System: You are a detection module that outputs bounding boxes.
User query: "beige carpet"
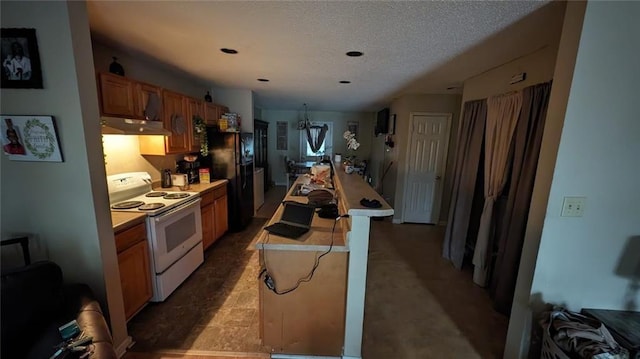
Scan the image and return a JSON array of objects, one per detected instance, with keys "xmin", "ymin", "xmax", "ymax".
[
  {"xmin": 363, "ymin": 221, "xmax": 507, "ymax": 358},
  {"xmin": 129, "ymin": 186, "xmax": 507, "ymax": 357}
]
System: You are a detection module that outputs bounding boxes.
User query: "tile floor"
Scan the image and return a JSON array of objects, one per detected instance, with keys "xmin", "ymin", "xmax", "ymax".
[{"xmin": 128, "ymin": 186, "xmax": 508, "ymax": 358}]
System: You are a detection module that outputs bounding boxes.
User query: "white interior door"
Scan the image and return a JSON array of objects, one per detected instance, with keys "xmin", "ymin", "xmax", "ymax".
[{"xmin": 403, "ymin": 113, "xmax": 452, "ymax": 224}]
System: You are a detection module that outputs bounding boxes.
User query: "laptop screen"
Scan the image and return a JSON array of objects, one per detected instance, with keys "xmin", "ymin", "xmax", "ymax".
[{"xmin": 281, "ymin": 202, "xmax": 316, "ymax": 227}]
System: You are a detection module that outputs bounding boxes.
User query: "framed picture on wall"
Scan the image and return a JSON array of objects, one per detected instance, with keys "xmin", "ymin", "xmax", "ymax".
[
  {"xmin": 1, "ymin": 115, "xmax": 63, "ymax": 162},
  {"xmin": 276, "ymin": 121, "xmax": 288, "ymax": 150},
  {"xmin": 1, "ymin": 28, "xmax": 43, "ymax": 89}
]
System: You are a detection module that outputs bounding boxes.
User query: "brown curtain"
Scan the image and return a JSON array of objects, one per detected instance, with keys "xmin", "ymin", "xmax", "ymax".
[
  {"xmin": 490, "ymin": 82, "xmax": 552, "ymax": 314},
  {"xmin": 473, "ymin": 91, "xmax": 523, "ymax": 286},
  {"xmin": 443, "ymin": 99, "xmax": 487, "ymax": 269}
]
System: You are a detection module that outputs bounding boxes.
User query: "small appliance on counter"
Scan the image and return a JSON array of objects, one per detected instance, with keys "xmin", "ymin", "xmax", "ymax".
[
  {"xmin": 161, "ymin": 169, "xmax": 172, "ymax": 188},
  {"xmin": 176, "ymin": 159, "xmax": 200, "ymax": 184}
]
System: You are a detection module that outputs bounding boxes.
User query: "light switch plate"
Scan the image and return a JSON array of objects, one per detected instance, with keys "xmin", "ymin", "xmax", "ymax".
[{"xmin": 561, "ymin": 196, "xmax": 586, "ymax": 217}]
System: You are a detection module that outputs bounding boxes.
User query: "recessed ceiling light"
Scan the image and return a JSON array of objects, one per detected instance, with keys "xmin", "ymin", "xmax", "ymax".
[
  {"xmin": 346, "ymin": 51, "xmax": 363, "ymax": 57},
  {"xmin": 257, "ymin": 78, "xmax": 269, "ymax": 82},
  {"xmin": 339, "ymin": 80, "xmax": 351, "ymax": 84},
  {"xmin": 220, "ymin": 48, "xmax": 238, "ymax": 54}
]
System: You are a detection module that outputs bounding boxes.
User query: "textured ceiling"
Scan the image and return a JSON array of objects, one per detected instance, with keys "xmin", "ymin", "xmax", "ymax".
[{"xmin": 87, "ymin": 1, "xmax": 564, "ymax": 111}]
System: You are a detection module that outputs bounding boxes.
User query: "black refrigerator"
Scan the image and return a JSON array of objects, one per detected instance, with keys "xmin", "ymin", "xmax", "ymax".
[{"xmin": 201, "ymin": 129, "xmax": 254, "ymax": 231}]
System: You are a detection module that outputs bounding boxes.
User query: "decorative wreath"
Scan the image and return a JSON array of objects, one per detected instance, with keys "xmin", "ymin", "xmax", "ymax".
[{"xmin": 24, "ymin": 118, "xmax": 55, "ymax": 159}]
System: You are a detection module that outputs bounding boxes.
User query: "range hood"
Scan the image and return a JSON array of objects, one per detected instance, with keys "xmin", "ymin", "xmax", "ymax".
[{"xmin": 101, "ymin": 117, "xmax": 171, "ymax": 136}]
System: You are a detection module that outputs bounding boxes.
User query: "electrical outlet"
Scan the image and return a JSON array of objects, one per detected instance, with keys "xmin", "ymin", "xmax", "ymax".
[{"xmin": 561, "ymin": 196, "xmax": 586, "ymax": 217}]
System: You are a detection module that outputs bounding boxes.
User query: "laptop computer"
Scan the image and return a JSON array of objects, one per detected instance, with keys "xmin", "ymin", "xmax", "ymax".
[{"xmin": 264, "ymin": 201, "xmax": 316, "ymax": 239}]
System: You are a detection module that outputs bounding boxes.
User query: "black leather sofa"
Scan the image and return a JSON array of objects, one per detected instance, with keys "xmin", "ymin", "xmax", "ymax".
[{"xmin": 1, "ymin": 261, "xmax": 117, "ymax": 359}]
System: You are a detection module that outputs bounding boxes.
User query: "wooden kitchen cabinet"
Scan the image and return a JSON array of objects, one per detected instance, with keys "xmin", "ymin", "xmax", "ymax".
[
  {"xmin": 139, "ymin": 90, "xmax": 190, "ymax": 155},
  {"xmin": 115, "ymin": 222, "xmax": 152, "ymax": 320},
  {"xmin": 135, "ymin": 82, "xmax": 163, "ymax": 121},
  {"xmin": 98, "ymin": 73, "xmax": 136, "ymax": 118},
  {"xmin": 200, "ymin": 185, "xmax": 229, "ymax": 251},
  {"xmin": 214, "ymin": 193, "xmax": 228, "ymax": 239},
  {"xmin": 98, "ymin": 73, "xmax": 163, "ymax": 121},
  {"xmin": 186, "ymin": 97, "xmax": 204, "ymax": 153},
  {"xmin": 204, "ymin": 103, "xmax": 229, "ymax": 127},
  {"xmin": 163, "ymin": 91, "xmax": 190, "ymax": 154}
]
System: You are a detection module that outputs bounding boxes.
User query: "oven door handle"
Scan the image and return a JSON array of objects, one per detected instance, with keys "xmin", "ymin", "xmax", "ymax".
[{"xmin": 153, "ymin": 198, "xmax": 201, "ymax": 222}]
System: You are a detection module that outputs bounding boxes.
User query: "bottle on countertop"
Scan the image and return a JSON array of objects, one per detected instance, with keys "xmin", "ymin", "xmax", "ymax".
[{"xmin": 161, "ymin": 169, "xmax": 172, "ymax": 188}]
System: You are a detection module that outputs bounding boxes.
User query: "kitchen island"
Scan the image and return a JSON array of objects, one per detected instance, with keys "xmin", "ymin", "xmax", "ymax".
[{"xmin": 255, "ymin": 164, "xmax": 393, "ymax": 358}]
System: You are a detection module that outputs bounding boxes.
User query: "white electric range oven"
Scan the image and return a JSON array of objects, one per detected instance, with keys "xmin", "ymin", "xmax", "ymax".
[{"xmin": 107, "ymin": 172, "xmax": 203, "ymax": 301}]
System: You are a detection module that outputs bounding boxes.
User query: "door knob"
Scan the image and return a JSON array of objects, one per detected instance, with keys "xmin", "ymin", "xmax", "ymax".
[{"xmin": 435, "ymin": 175, "xmax": 441, "ymax": 180}]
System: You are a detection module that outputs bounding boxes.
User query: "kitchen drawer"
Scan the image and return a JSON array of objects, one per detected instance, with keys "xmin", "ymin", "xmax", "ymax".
[
  {"xmin": 201, "ymin": 191, "xmax": 215, "ymax": 207},
  {"xmin": 212, "ymin": 186, "xmax": 226, "ymax": 200},
  {"xmin": 115, "ymin": 222, "xmax": 146, "ymax": 253},
  {"xmin": 201, "ymin": 185, "xmax": 227, "ymax": 207}
]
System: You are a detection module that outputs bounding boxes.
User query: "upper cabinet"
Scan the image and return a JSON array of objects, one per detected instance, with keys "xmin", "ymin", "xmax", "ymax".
[
  {"xmin": 163, "ymin": 90, "xmax": 190, "ymax": 154},
  {"xmin": 186, "ymin": 97, "xmax": 204, "ymax": 153},
  {"xmin": 204, "ymin": 103, "xmax": 229, "ymax": 127},
  {"xmin": 98, "ymin": 73, "xmax": 163, "ymax": 121},
  {"xmin": 98, "ymin": 73, "xmax": 136, "ymax": 118},
  {"xmin": 98, "ymin": 72, "xmax": 229, "ymax": 155},
  {"xmin": 136, "ymin": 82, "xmax": 163, "ymax": 121}
]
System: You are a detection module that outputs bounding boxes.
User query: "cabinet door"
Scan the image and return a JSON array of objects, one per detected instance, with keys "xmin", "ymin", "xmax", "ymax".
[
  {"xmin": 118, "ymin": 240, "xmax": 152, "ymax": 320},
  {"xmin": 186, "ymin": 97, "xmax": 204, "ymax": 152},
  {"xmin": 163, "ymin": 91, "xmax": 190, "ymax": 154},
  {"xmin": 201, "ymin": 203, "xmax": 215, "ymax": 250},
  {"xmin": 136, "ymin": 82, "xmax": 163, "ymax": 121},
  {"xmin": 214, "ymin": 195, "xmax": 228, "ymax": 239},
  {"xmin": 204, "ymin": 103, "xmax": 219, "ymax": 126},
  {"xmin": 99, "ymin": 73, "xmax": 136, "ymax": 117}
]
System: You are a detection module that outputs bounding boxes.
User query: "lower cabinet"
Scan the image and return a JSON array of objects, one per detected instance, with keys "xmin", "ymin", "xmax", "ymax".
[
  {"xmin": 115, "ymin": 222, "xmax": 152, "ymax": 320},
  {"xmin": 201, "ymin": 185, "xmax": 229, "ymax": 251}
]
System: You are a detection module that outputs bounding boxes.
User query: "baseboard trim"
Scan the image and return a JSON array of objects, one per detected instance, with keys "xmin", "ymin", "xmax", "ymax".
[
  {"xmin": 272, "ymin": 355, "xmax": 342, "ymax": 359},
  {"xmin": 115, "ymin": 336, "xmax": 133, "ymax": 358},
  {"xmin": 148, "ymin": 349, "xmax": 270, "ymax": 357}
]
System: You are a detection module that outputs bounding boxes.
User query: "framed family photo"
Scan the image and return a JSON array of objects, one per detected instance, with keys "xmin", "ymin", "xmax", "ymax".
[
  {"xmin": 1, "ymin": 115, "xmax": 63, "ymax": 162},
  {"xmin": 1, "ymin": 28, "xmax": 43, "ymax": 89}
]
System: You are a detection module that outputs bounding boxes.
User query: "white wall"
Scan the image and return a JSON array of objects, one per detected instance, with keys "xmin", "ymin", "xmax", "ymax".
[
  {"xmin": 212, "ymin": 86, "xmax": 254, "ymax": 133},
  {"xmin": 385, "ymin": 94, "xmax": 461, "ymax": 223},
  {"xmin": 506, "ymin": 2, "xmax": 640, "ymax": 357},
  {"xmin": 530, "ymin": 0, "xmax": 640, "ymax": 311},
  {"xmin": 0, "ymin": 0, "xmax": 128, "ymax": 350},
  {"xmin": 262, "ymin": 110, "xmax": 375, "ymax": 185}
]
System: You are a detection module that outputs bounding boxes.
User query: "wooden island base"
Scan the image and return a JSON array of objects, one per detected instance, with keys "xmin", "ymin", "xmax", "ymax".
[
  {"xmin": 260, "ymin": 249, "xmax": 347, "ymax": 356},
  {"xmin": 256, "ymin": 163, "xmax": 393, "ymax": 358}
]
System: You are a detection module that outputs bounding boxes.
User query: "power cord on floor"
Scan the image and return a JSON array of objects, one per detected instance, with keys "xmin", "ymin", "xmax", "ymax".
[{"xmin": 258, "ymin": 214, "xmax": 349, "ymax": 295}]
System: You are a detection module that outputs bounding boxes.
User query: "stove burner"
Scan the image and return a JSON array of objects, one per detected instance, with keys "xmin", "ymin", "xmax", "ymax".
[
  {"xmin": 138, "ymin": 203, "xmax": 166, "ymax": 211},
  {"xmin": 164, "ymin": 193, "xmax": 190, "ymax": 199},
  {"xmin": 145, "ymin": 192, "xmax": 168, "ymax": 197},
  {"xmin": 111, "ymin": 201, "xmax": 145, "ymax": 210}
]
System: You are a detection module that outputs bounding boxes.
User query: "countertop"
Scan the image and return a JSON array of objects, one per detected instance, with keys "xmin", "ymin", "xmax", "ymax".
[
  {"xmin": 254, "ymin": 163, "xmax": 393, "ymax": 252},
  {"xmin": 255, "ymin": 175, "xmax": 349, "ymax": 252},
  {"xmin": 111, "ymin": 179, "xmax": 229, "ymax": 231},
  {"xmin": 153, "ymin": 179, "xmax": 228, "ymax": 194}
]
